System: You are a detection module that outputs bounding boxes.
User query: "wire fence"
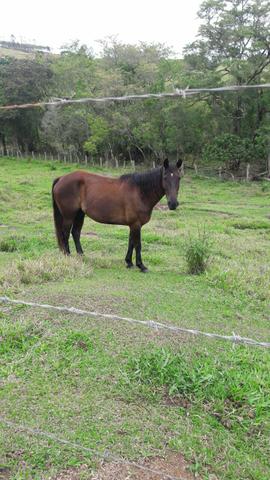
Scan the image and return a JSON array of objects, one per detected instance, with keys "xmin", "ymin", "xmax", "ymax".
[
  {"xmin": 1, "ymin": 148, "xmax": 268, "ymax": 182},
  {"xmin": 0, "ymin": 416, "xmax": 183, "ymax": 480},
  {"xmin": 1, "ymin": 83, "xmax": 270, "ymax": 111},
  {"xmin": 1, "ymin": 81, "xmax": 270, "ymax": 180},
  {"xmin": 1, "ymin": 296, "xmax": 269, "ymax": 348}
]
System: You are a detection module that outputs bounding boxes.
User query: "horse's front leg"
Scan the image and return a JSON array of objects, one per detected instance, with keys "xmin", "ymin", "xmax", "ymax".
[
  {"xmin": 125, "ymin": 229, "xmax": 134, "ymax": 268},
  {"xmin": 131, "ymin": 226, "xmax": 148, "ymax": 273}
]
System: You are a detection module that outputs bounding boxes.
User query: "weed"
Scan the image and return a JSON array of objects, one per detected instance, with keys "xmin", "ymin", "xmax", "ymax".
[
  {"xmin": 184, "ymin": 229, "xmax": 212, "ymax": 274},
  {"xmin": 0, "ymin": 235, "xmax": 19, "ymax": 252}
]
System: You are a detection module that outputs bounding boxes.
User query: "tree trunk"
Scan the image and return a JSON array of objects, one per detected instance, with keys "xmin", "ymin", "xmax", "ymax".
[
  {"xmin": 233, "ymin": 94, "xmax": 242, "ymax": 136},
  {"xmin": 0, "ymin": 133, "xmax": 7, "ymax": 155}
]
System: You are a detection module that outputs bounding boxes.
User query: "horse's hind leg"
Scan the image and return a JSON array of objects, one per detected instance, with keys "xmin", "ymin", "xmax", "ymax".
[
  {"xmin": 125, "ymin": 230, "xmax": 134, "ymax": 268},
  {"xmin": 62, "ymin": 220, "xmax": 73, "ymax": 255},
  {"xmin": 72, "ymin": 209, "xmax": 85, "ymax": 255}
]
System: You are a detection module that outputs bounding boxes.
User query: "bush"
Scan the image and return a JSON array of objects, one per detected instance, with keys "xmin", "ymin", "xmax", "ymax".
[
  {"xmin": 185, "ymin": 230, "xmax": 211, "ymax": 274},
  {"xmin": 202, "ymin": 133, "xmax": 259, "ymax": 170}
]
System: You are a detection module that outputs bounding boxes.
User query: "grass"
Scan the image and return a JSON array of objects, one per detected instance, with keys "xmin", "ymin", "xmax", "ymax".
[
  {"xmin": 184, "ymin": 229, "xmax": 212, "ymax": 274},
  {"xmin": 0, "ymin": 156, "xmax": 270, "ymax": 479}
]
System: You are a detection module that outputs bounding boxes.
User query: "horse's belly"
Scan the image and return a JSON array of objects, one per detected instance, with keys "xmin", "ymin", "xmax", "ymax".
[{"xmin": 84, "ymin": 199, "xmax": 127, "ymax": 225}]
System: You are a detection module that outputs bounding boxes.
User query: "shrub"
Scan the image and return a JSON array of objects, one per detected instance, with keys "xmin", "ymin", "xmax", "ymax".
[
  {"xmin": 202, "ymin": 133, "xmax": 258, "ymax": 170},
  {"xmin": 185, "ymin": 230, "xmax": 211, "ymax": 274}
]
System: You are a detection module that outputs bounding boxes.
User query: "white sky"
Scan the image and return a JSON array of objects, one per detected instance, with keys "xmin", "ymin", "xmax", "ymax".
[{"xmin": 1, "ymin": 0, "xmax": 202, "ymax": 56}]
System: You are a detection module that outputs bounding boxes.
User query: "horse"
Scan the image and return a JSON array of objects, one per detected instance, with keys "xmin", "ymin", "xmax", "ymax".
[{"xmin": 52, "ymin": 158, "xmax": 183, "ymax": 272}]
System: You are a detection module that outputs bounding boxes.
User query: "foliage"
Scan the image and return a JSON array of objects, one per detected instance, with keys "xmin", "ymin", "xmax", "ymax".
[
  {"xmin": 0, "ymin": 2, "xmax": 270, "ymax": 168},
  {"xmin": 84, "ymin": 114, "xmax": 110, "ymax": 156},
  {"xmin": 202, "ymin": 133, "xmax": 259, "ymax": 169}
]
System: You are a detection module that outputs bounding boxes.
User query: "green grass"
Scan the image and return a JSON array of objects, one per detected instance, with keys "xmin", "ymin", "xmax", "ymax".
[{"xmin": 0, "ymin": 156, "xmax": 270, "ymax": 479}]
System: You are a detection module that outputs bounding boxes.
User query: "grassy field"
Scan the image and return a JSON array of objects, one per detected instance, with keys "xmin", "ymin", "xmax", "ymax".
[
  {"xmin": 0, "ymin": 48, "xmax": 33, "ymax": 60},
  {"xmin": 0, "ymin": 156, "xmax": 270, "ymax": 480}
]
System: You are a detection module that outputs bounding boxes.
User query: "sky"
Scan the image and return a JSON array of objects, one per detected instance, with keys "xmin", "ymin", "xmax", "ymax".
[{"xmin": 1, "ymin": 0, "xmax": 202, "ymax": 56}]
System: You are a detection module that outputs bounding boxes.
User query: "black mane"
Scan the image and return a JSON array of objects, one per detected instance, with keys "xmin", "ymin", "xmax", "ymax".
[{"xmin": 120, "ymin": 167, "xmax": 163, "ymax": 197}]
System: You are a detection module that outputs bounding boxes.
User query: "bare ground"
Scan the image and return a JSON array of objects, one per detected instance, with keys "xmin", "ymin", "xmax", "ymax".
[{"xmin": 51, "ymin": 453, "xmax": 200, "ymax": 480}]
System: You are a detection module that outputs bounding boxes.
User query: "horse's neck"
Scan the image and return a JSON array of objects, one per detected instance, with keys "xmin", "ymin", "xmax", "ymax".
[{"xmin": 148, "ymin": 171, "xmax": 165, "ymax": 209}]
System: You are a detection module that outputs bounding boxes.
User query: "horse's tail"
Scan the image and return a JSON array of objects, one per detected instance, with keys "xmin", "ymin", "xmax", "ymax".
[{"xmin": 52, "ymin": 177, "xmax": 65, "ymax": 251}]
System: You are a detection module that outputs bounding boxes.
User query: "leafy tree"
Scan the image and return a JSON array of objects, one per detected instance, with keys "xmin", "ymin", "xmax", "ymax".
[
  {"xmin": 184, "ymin": 0, "xmax": 270, "ymax": 137},
  {"xmin": 202, "ymin": 133, "xmax": 255, "ymax": 169},
  {"xmin": 84, "ymin": 114, "xmax": 110, "ymax": 157},
  {"xmin": 0, "ymin": 57, "xmax": 52, "ymax": 151}
]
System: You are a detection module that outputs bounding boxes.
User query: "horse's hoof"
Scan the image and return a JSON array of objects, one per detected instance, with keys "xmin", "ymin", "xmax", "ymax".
[{"xmin": 140, "ymin": 267, "xmax": 148, "ymax": 273}]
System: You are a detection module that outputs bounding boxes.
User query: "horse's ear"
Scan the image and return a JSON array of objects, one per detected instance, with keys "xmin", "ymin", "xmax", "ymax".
[
  {"xmin": 163, "ymin": 158, "xmax": 169, "ymax": 169},
  {"xmin": 176, "ymin": 158, "xmax": 183, "ymax": 169}
]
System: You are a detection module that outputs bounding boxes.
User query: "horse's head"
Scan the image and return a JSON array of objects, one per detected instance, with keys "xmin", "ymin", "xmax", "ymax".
[{"xmin": 162, "ymin": 158, "xmax": 183, "ymax": 210}]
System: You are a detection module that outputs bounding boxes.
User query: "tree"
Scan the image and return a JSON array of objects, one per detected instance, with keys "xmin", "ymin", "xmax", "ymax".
[
  {"xmin": 0, "ymin": 57, "xmax": 53, "ymax": 151},
  {"xmin": 184, "ymin": 0, "xmax": 270, "ymax": 136}
]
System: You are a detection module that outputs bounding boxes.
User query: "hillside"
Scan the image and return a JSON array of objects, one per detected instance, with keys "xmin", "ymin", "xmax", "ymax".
[{"xmin": 0, "ymin": 46, "xmax": 33, "ymax": 59}]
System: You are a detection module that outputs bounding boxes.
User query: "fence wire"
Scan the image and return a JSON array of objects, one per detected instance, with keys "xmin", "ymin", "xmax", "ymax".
[
  {"xmin": 1, "ymin": 296, "xmax": 269, "ymax": 348},
  {"xmin": 0, "ymin": 416, "xmax": 183, "ymax": 480},
  {"xmin": 1, "ymin": 83, "xmax": 270, "ymax": 110}
]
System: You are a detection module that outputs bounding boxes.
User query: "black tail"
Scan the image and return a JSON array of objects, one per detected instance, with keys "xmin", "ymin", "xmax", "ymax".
[{"xmin": 52, "ymin": 177, "xmax": 65, "ymax": 251}]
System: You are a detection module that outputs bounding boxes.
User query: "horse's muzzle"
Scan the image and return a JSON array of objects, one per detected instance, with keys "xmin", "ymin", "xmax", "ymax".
[{"xmin": 168, "ymin": 200, "xmax": 179, "ymax": 210}]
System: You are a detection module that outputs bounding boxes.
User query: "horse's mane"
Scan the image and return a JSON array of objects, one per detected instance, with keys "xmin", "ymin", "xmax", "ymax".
[{"xmin": 120, "ymin": 167, "xmax": 163, "ymax": 197}]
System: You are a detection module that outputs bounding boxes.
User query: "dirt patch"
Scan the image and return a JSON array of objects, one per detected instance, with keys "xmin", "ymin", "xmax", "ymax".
[
  {"xmin": 162, "ymin": 394, "xmax": 192, "ymax": 410},
  {"xmin": 52, "ymin": 453, "xmax": 199, "ymax": 480},
  {"xmin": 50, "ymin": 465, "xmax": 88, "ymax": 480}
]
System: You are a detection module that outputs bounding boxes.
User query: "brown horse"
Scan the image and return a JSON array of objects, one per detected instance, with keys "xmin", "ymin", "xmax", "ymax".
[{"xmin": 52, "ymin": 158, "xmax": 183, "ymax": 272}]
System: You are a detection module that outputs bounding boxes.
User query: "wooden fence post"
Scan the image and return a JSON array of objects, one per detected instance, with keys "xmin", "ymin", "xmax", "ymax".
[{"xmin": 246, "ymin": 163, "xmax": 250, "ymax": 181}]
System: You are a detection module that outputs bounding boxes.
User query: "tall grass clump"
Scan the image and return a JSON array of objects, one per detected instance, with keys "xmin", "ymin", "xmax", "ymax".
[
  {"xmin": 0, "ymin": 253, "xmax": 92, "ymax": 289},
  {"xmin": 0, "ymin": 235, "xmax": 20, "ymax": 252},
  {"xmin": 184, "ymin": 229, "xmax": 212, "ymax": 274}
]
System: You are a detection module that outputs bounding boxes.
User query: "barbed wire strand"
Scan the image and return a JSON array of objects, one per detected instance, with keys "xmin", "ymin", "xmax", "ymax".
[
  {"xmin": 1, "ymin": 296, "xmax": 269, "ymax": 348},
  {"xmin": 0, "ymin": 416, "xmax": 184, "ymax": 480},
  {"xmin": 1, "ymin": 83, "xmax": 270, "ymax": 110}
]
